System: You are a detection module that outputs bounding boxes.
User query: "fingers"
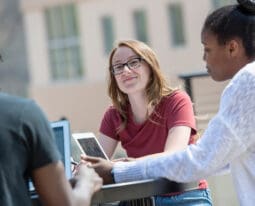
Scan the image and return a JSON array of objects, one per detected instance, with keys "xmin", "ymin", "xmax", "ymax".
[
  {"xmin": 81, "ymin": 155, "xmax": 102, "ymax": 163},
  {"xmin": 112, "ymin": 157, "xmax": 135, "ymax": 162},
  {"xmin": 73, "ymin": 156, "xmax": 101, "ymax": 176},
  {"xmin": 72, "ymin": 162, "xmax": 83, "ymax": 176},
  {"xmin": 112, "ymin": 157, "xmax": 126, "ymax": 162},
  {"xmin": 74, "ymin": 165, "xmax": 103, "ymax": 194},
  {"xmin": 78, "ymin": 165, "xmax": 102, "ymax": 185}
]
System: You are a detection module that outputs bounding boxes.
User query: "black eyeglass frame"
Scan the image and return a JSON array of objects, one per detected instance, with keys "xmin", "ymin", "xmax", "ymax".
[{"xmin": 111, "ymin": 57, "xmax": 145, "ymax": 75}]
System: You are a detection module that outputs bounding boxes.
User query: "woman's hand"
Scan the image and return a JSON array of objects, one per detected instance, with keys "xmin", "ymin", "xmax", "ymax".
[{"xmin": 81, "ymin": 155, "xmax": 115, "ymax": 185}]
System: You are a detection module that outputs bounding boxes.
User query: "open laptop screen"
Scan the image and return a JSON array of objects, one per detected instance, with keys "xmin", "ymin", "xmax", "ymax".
[
  {"xmin": 29, "ymin": 120, "xmax": 72, "ymax": 195},
  {"xmin": 51, "ymin": 120, "xmax": 72, "ymax": 179}
]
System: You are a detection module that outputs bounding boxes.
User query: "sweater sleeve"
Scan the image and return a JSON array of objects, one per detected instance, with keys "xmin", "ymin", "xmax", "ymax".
[{"xmin": 113, "ymin": 67, "xmax": 255, "ymax": 183}]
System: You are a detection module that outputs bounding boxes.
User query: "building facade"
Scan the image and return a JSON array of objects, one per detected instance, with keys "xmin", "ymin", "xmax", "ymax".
[
  {"xmin": 0, "ymin": 0, "xmax": 28, "ymax": 97},
  {"xmin": 20, "ymin": 0, "xmax": 215, "ymax": 131}
]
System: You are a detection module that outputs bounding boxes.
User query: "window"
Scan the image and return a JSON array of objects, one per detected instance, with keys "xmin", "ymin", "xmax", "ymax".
[
  {"xmin": 101, "ymin": 16, "xmax": 115, "ymax": 54},
  {"xmin": 168, "ymin": 3, "xmax": 186, "ymax": 47},
  {"xmin": 133, "ymin": 10, "xmax": 148, "ymax": 43},
  {"xmin": 45, "ymin": 4, "xmax": 83, "ymax": 81},
  {"xmin": 212, "ymin": 0, "xmax": 236, "ymax": 9}
]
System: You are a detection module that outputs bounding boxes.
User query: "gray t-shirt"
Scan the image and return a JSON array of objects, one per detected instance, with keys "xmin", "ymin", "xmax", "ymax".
[{"xmin": 0, "ymin": 93, "xmax": 60, "ymax": 206}]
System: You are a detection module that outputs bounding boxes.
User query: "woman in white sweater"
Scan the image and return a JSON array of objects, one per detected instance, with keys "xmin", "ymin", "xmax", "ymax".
[{"xmin": 82, "ymin": 0, "xmax": 255, "ymax": 205}]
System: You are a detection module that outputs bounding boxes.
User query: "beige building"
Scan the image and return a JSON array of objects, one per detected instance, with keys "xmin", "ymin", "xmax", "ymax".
[{"xmin": 20, "ymin": 0, "xmax": 237, "ymax": 205}]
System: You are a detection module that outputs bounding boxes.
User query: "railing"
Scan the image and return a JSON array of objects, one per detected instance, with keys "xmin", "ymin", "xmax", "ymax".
[
  {"xmin": 32, "ymin": 178, "xmax": 190, "ymax": 206},
  {"xmin": 92, "ymin": 178, "xmax": 191, "ymax": 205},
  {"xmin": 179, "ymin": 72, "xmax": 208, "ymax": 101}
]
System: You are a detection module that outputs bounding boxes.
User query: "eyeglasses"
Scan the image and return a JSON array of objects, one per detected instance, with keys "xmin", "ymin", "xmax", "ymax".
[{"xmin": 111, "ymin": 57, "xmax": 144, "ymax": 75}]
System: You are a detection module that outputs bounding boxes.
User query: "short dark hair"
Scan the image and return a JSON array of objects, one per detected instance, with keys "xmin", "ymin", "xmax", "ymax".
[{"xmin": 202, "ymin": 4, "xmax": 255, "ymax": 58}]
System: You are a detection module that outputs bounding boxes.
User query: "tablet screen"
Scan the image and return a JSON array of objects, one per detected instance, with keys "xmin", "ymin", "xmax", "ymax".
[{"xmin": 75, "ymin": 136, "xmax": 108, "ymax": 160}]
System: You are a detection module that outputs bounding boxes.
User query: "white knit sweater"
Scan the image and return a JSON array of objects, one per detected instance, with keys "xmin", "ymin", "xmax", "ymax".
[{"xmin": 113, "ymin": 61, "xmax": 255, "ymax": 206}]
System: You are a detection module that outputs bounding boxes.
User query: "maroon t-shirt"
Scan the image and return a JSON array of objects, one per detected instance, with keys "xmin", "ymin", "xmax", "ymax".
[
  {"xmin": 100, "ymin": 90, "xmax": 197, "ymax": 157},
  {"xmin": 100, "ymin": 90, "xmax": 208, "ymax": 189}
]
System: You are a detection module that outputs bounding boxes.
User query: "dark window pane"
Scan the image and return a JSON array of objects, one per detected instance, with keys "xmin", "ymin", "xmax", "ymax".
[
  {"xmin": 168, "ymin": 3, "xmax": 186, "ymax": 46},
  {"xmin": 101, "ymin": 16, "xmax": 115, "ymax": 54},
  {"xmin": 133, "ymin": 10, "xmax": 148, "ymax": 43},
  {"xmin": 45, "ymin": 4, "xmax": 83, "ymax": 81}
]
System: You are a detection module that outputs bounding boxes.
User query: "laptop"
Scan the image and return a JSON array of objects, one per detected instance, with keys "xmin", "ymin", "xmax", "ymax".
[
  {"xmin": 50, "ymin": 120, "xmax": 72, "ymax": 178},
  {"xmin": 29, "ymin": 120, "xmax": 72, "ymax": 196}
]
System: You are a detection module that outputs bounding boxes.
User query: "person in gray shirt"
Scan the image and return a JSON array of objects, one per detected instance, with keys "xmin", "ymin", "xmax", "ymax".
[{"xmin": 0, "ymin": 91, "xmax": 102, "ymax": 206}]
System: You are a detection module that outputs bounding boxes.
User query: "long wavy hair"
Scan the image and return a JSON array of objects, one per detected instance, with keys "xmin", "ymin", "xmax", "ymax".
[{"xmin": 107, "ymin": 40, "xmax": 175, "ymax": 131}]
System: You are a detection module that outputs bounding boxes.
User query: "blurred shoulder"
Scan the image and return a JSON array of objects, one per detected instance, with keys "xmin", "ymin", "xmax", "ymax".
[{"xmin": 0, "ymin": 93, "xmax": 38, "ymax": 112}]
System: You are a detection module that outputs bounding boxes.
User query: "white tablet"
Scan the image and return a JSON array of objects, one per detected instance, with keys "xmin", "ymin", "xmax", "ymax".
[{"xmin": 72, "ymin": 132, "xmax": 109, "ymax": 160}]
